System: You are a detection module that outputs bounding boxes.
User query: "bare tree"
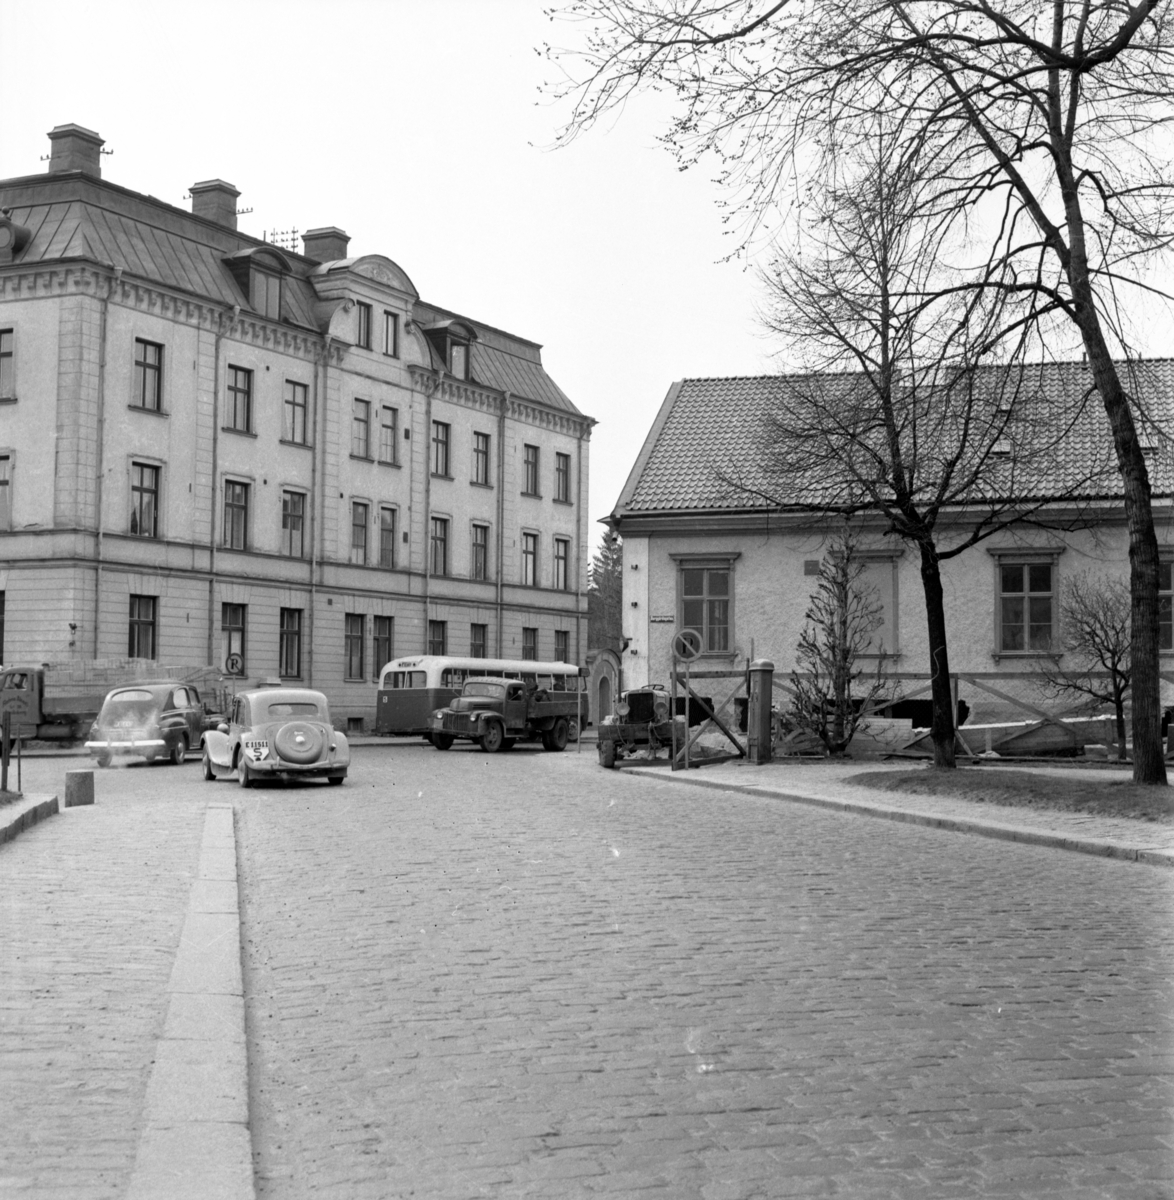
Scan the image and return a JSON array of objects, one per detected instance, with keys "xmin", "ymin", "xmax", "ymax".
[
  {"xmin": 1042, "ymin": 572, "xmax": 1133, "ymax": 759},
  {"xmin": 788, "ymin": 529, "xmax": 888, "ymax": 755},
  {"xmin": 548, "ymin": 0, "xmax": 1174, "ymax": 782},
  {"xmin": 721, "ymin": 139, "xmax": 1114, "ymax": 768},
  {"xmin": 588, "ymin": 534, "xmax": 625, "ymax": 651}
]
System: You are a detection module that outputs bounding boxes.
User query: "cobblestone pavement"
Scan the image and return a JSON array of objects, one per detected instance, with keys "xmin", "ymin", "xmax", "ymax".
[
  {"xmin": 0, "ymin": 762, "xmax": 207, "ymax": 1199},
  {"xmin": 237, "ymin": 744, "xmax": 1174, "ymax": 1200}
]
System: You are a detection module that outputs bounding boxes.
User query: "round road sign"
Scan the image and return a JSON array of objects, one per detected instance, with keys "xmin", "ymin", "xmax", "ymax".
[
  {"xmin": 225, "ymin": 653, "xmax": 244, "ymax": 675},
  {"xmin": 672, "ymin": 628, "xmax": 704, "ymax": 661}
]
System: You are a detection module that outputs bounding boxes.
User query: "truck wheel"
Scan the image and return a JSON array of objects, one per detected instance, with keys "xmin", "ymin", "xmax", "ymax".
[
  {"xmin": 598, "ymin": 740, "xmax": 617, "ymax": 769},
  {"xmin": 479, "ymin": 721, "xmax": 505, "ymax": 753},
  {"xmin": 567, "ymin": 718, "xmax": 580, "ymax": 743},
  {"xmin": 202, "ymin": 752, "xmax": 217, "ymax": 782},
  {"xmin": 433, "ymin": 733, "xmax": 454, "ymax": 751},
  {"xmin": 546, "ymin": 718, "xmax": 569, "ymax": 753},
  {"xmin": 169, "ymin": 736, "xmax": 187, "ymax": 766},
  {"xmin": 237, "ymin": 756, "xmax": 253, "ymax": 789}
]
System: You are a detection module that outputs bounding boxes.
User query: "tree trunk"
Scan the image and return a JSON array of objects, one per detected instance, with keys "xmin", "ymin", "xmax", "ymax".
[
  {"xmin": 1079, "ymin": 335, "xmax": 1167, "ymax": 784},
  {"xmin": 919, "ymin": 543, "xmax": 956, "ymax": 769},
  {"xmin": 1115, "ymin": 691, "xmax": 1128, "ymax": 762}
]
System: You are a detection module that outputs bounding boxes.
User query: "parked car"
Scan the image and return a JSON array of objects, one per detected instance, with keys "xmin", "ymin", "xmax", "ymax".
[
  {"xmin": 202, "ymin": 687, "xmax": 349, "ymax": 787},
  {"xmin": 84, "ymin": 682, "xmax": 207, "ymax": 767}
]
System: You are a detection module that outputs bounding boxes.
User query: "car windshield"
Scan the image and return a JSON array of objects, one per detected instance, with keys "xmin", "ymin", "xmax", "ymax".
[
  {"xmin": 99, "ymin": 690, "xmax": 158, "ymax": 723},
  {"xmin": 463, "ymin": 682, "xmax": 505, "ymax": 699},
  {"xmin": 266, "ymin": 702, "xmax": 323, "ymax": 718}
]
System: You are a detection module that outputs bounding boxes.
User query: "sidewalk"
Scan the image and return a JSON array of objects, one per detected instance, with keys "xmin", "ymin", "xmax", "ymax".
[{"xmin": 627, "ymin": 756, "xmax": 1174, "ymax": 868}]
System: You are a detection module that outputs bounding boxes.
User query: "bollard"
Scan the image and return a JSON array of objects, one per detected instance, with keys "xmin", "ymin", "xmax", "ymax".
[
  {"xmin": 64, "ymin": 770, "xmax": 95, "ymax": 808},
  {"xmin": 747, "ymin": 659, "xmax": 775, "ymax": 765}
]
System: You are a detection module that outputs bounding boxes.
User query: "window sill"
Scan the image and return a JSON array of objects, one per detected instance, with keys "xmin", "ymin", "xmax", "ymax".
[
  {"xmin": 279, "ymin": 439, "xmax": 312, "ymax": 451},
  {"xmin": 521, "ymin": 491, "xmax": 542, "ymax": 499},
  {"xmin": 553, "ymin": 498, "xmax": 573, "ymax": 506},
  {"xmin": 129, "ymin": 404, "xmax": 167, "ymax": 417},
  {"xmin": 222, "ymin": 427, "xmax": 257, "ymax": 438},
  {"xmin": 431, "ymin": 473, "xmax": 454, "ymax": 481},
  {"xmin": 0, "ymin": 396, "xmax": 18, "ymax": 405},
  {"xmin": 470, "ymin": 480, "xmax": 493, "ymax": 489},
  {"xmin": 991, "ymin": 651, "xmax": 1061, "ymax": 662},
  {"xmin": 350, "ymin": 454, "xmax": 375, "ymax": 464},
  {"xmin": 377, "ymin": 458, "xmax": 400, "ymax": 469}
]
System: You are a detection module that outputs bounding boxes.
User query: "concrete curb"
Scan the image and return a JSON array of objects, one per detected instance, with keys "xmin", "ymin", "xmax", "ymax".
[
  {"xmin": 0, "ymin": 793, "xmax": 60, "ymax": 844},
  {"xmin": 627, "ymin": 769, "xmax": 1174, "ymax": 869},
  {"xmin": 125, "ymin": 803, "xmax": 255, "ymax": 1200}
]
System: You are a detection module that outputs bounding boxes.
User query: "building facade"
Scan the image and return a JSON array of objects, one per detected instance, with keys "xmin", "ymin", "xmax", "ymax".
[
  {"xmin": 608, "ymin": 372, "xmax": 1174, "ymax": 724},
  {"xmin": 0, "ymin": 125, "xmax": 593, "ymax": 728}
]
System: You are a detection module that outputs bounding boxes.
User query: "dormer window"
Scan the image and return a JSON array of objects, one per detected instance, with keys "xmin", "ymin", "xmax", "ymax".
[
  {"xmin": 223, "ymin": 247, "xmax": 290, "ymax": 322},
  {"xmin": 450, "ymin": 342, "xmax": 468, "ymax": 380},
  {"xmin": 422, "ymin": 319, "xmax": 478, "ymax": 382}
]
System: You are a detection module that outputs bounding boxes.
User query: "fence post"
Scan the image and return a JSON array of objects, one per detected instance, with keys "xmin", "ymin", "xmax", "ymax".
[
  {"xmin": 747, "ymin": 659, "xmax": 775, "ymax": 765},
  {"xmin": 1, "ymin": 712, "xmax": 9, "ymax": 793}
]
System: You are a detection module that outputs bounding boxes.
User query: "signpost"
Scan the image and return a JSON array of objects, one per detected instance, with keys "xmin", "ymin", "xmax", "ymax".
[{"xmin": 671, "ymin": 628, "xmax": 703, "ymax": 770}]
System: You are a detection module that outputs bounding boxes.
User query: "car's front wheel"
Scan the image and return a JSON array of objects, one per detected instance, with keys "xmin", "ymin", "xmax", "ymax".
[
  {"xmin": 479, "ymin": 721, "xmax": 505, "ymax": 753},
  {"xmin": 202, "ymin": 752, "xmax": 217, "ymax": 782},
  {"xmin": 327, "ymin": 773, "xmax": 346, "ymax": 786},
  {"xmin": 432, "ymin": 733, "xmax": 454, "ymax": 750},
  {"xmin": 237, "ymin": 757, "xmax": 252, "ymax": 789},
  {"xmin": 94, "ymin": 752, "xmax": 111, "ymax": 769},
  {"xmin": 169, "ymin": 736, "xmax": 187, "ymax": 766}
]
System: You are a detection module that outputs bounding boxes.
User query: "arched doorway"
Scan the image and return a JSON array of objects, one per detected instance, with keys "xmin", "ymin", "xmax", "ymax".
[{"xmin": 597, "ymin": 674, "xmax": 613, "ymax": 721}]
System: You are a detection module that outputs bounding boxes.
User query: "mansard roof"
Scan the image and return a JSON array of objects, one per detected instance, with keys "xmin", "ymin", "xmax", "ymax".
[
  {"xmin": 612, "ymin": 360, "xmax": 1174, "ymax": 521},
  {"xmin": 0, "ymin": 169, "xmax": 580, "ymax": 417}
]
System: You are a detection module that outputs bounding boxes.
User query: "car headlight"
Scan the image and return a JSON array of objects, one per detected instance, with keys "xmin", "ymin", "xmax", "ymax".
[{"xmin": 615, "ymin": 700, "xmax": 630, "ymax": 718}]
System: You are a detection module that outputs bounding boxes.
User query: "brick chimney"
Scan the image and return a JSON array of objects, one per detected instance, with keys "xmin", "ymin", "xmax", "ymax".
[
  {"xmin": 47, "ymin": 124, "xmax": 104, "ymax": 177},
  {"xmin": 302, "ymin": 227, "xmax": 350, "ymax": 263},
  {"xmin": 190, "ymin": 179, "xmax": 241, "ymax": 230}
]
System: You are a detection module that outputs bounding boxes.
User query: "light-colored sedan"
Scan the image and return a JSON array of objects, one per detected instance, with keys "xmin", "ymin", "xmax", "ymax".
[{"xmin": 202, "ymin": 687, "xmax": 349, "ymax": 788}]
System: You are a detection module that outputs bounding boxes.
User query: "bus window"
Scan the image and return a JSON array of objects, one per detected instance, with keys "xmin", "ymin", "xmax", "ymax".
[
  {"xmin": 441, "ymin": 668, "xmax": 469, "ymax": 688},
  {"xmin": 390, "ymin": 671, "xmax": 427, "ymax": 688}
]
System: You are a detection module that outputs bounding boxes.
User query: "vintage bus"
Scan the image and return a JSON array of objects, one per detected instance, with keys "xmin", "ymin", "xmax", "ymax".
[{"xmin": 375, "ymin": 656, "xmax": 589, "ymax": 739}]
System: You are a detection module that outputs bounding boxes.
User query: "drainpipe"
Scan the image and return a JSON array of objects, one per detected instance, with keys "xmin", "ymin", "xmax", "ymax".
[
  {"xmin": 207, "ymin": 305, "xmax": 237, "ymax": 665},
  {"xmin": 422, "ymin": 374, "xmax": 435, "ymax": 651},
  {"xmin": 496, "ymin": 393, "xmax": 508, "ymax": 656},
  {"xmin": 308, "ymin": 336, "xmax": 331, "ymax": 687},
  {"xmin": 92, "ymin": 265, "xmax": 121, "ymax": 658},
  {"xmin": 575, "ymin": 423, "xmax": 584, "ymax": 666}
]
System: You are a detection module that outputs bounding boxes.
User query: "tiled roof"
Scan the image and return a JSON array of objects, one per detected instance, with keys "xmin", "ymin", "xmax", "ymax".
[{"xmin": 614, "ymin": 361, "xmax": 1174, "ymax": 517}]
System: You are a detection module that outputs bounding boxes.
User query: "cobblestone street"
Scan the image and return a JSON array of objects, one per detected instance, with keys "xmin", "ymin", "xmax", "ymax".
[{"xmin": 237, "ymin": 746, "xmax": 1174, "ymax": 1199}]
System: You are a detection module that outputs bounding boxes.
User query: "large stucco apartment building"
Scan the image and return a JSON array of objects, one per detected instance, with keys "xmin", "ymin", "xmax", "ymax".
[{"xmin": 0, "ymin": 124, "xmax": 593, "ymax": 728}]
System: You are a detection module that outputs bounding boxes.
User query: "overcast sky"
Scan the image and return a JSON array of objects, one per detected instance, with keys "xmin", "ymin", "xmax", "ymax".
[{"xmin": 0, "ymin": 0, "xmax": 776, "ymax": 555}]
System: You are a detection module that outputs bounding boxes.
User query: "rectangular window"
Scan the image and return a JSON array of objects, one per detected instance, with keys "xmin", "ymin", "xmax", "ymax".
[
  {"xmin": 379, "ymin": 506, "xmax": 396, "ymax": 568},
  {"xmin": 522, "ymin": 627, "xmax": 538, "ymax": 661},
  {"xmin": 128, "ymin": 594, "xmax": 157, "ymax": 659},
  {"xmin": 373, "ymin": 615, "xmax": 394, "ymax": 672},
  {"xmin": 0, "ymin": 329, "xmax": 13, "ymax": 398},
  {"xmin": 450, "ymin": 342, "xmax": 468, "ymax": 380},
  {"xmin": 0, "ymin": 455, "xmax": 9, "ymax": 530},
  {"xmin": 681, "ymin": 566, "xmax": 730, "ymax": 654},
  {"xmin": 471, "ymin": 523, "xmax": 489, "ymax": 581},
  {"xmin": 471, "ymin": 623, "xmax": 488, "ymax": 659},
  {"xmin": 226, "ymin": 366, "xmax": 253, "ymax": 432},
  {"xmin": 523, "ymin": 444, "xmax": 539, "ymax": 495},
  {"xmin": 134, "ymin": 339, "xmax": 163, "ymax": 411},
  {"xmin": 379, "ymin": 405, "xmax": 398, "ymax": 464},
  {"xmin": 279, "ymin": 608, "xmax": 302, "ymax": 678},
  {"xmin": 428, "ymin": 619, "xmax": 447, "ymax": 656},
  {"xmin": 283, "ymin": 380, "xmax": 308, "ymax": 444},
  {"xmin": 522, "ymin": 532, "xmax": 538, "ymax": 587},
  {"xmin": 352, "ymin": 398, "xmax": 371, "ymax": 458},
  {"xmin": 282, "ymin": 490, "xmax": 305, "ymax": 558},
  {"xmin": 130, "ymin": 462, "xmax": 160, "ymax": 538},
  {"xmin": 999, "ymin": 562, "xmax": 1054, "ymax": 652},
  {"xmin": 555, "ymin": 452, "xmax": 571, "ymax": 503},
  {"xmin": 252, "ymin": 271, "xmax": 281, "ymax": 320},
  {"xmin": 555, "ymin": 630, "xmax": 570, "ymax": 663},
  {"xmin": 356, "ymin": 302, "xmax": 372, "ymax": 349},
  {"xmin": 553, "ymin": 538, "xmax": 570, "ymax": 591},
  {"xmin": 221, "ymin": 603, "xmax": 246, "ymax": 675},
  {"xmin": 223, "ymin": 480, "xmax": 249, "ymax": 550},
  {"xmin": 473, "ymin": 432, "xmax": 491, "ymax": 485},
  {"xmin": 432, "ymin": 421, "xmax": 450, "ymax": 476},
  {"xmin": 351, "ymin": 501, "xmax": 369, "ymax": 566},
  {"xmin": 430, "ymin": 517, "xmax": 449, "ymax": 576},
  {"xmin": 383, "ymin": 311, "xmax": 399, "ymax": 357},
  {"xmin": 345, "ymin": 613, "xmax": 365, "ymax": 679},
  {"xmin": 1162, "ymin": 563, "xmax": 1173, "ymax": 652}
]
